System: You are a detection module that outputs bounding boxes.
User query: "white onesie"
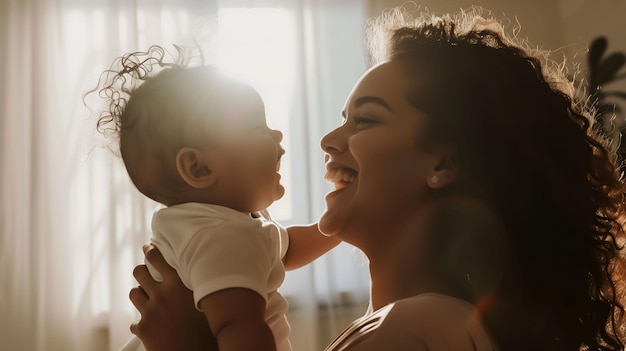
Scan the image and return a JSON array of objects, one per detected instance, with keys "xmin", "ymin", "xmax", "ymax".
[{"xmin": 120, "ymin": 203, "xmax": 291, "ymax": 351}]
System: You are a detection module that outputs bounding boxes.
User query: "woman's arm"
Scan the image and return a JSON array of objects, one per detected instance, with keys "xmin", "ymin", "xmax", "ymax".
[
  {"xmin": 129, "ymin": 245, "xmax": 217, "ymax": 351},
  {"xmin": 282, "ymin": 223, "xmax": 341, "ymax": 270}
]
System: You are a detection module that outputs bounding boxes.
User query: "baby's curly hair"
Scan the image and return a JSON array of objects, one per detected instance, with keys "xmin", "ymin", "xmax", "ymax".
[
  {"xmin": 368, "ymin": 5, "xmax": 626, "ymax": 351},
  {"xmin": 89, "ymin": 45, "xmax": 193, "ymax": 204},
  {"xmin": 89, "ymin": 45, "xmax": 236, "ymax": 205},
  {"xmin": 93, "ymin": 45, "xmax": 189, "ymax": 137}
]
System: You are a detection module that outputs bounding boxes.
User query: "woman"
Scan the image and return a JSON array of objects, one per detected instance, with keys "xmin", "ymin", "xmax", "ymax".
[{"xmin": 129, "ymin": 7, "xmax": 626, "ymax": 350}]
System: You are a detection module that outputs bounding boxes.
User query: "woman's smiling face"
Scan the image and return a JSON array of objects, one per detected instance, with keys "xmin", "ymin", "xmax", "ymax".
[{"xmin": 318, "ymin": 61, "xmax": 445, "ymax": 249}]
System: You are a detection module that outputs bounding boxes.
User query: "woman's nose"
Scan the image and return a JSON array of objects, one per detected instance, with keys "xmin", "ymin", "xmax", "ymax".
[{"xmin": 320, "ymin": 125, "xmax": 344, "ymax": 154}]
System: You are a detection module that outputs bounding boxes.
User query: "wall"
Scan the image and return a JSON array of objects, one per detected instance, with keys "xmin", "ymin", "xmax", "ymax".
[
  {"xmin": 367, "ymin": 0, "xmax": 625, "ymax": 77},
  {"xmin": 557, "ymin": 0, "xmax": 626, "ymax": 118},
  {"xmin": 367, "ymin": 0, "xmax": 566, "ymax": 52},
  {"xmin": 558, "ymin": 0, "xmax": 626, "ymax": 61}
]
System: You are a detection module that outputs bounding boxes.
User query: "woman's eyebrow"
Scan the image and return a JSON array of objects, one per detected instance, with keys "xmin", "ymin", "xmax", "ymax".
[
  {"xmin": 341, "ymin": 95, "xmax": 393, "ymax": 118},
  {"xmin": 354, "ymin": 96, "xmax": 392, "ymax": 111},
  {"xmin": 342, "ymin": 95, "xmax": 393, "ymax": 118}
]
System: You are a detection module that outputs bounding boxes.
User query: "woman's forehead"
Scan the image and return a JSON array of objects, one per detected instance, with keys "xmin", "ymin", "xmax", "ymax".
[{"xmin": 344, "ymin": 61, "xmax": 412, "ymax": 110}]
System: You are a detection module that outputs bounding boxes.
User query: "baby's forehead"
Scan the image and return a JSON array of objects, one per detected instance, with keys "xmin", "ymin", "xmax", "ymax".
[
  {"xmin": 188, "ymin": 69, "xmax": 266, "ymax": 124},
  {"xmin": 188, "ymin": 67, "xmax": 260, "ymax": 100},
  {"xmin": 153, "ymin": 66, "xmax": 264, "ymax": 113}
]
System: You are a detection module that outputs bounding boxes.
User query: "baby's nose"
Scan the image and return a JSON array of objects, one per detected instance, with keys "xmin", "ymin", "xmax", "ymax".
[{"xmin": 271, "ymin": 129, "xmax": 283, "ymax": 143}]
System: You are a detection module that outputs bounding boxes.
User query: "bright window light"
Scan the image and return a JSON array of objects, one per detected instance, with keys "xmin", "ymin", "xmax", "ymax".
[{"xmin": 217, "ymin": 8, "xmax": 296, "ymax": 220}]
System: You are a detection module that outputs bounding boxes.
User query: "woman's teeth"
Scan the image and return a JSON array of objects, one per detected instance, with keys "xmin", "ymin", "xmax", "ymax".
[{"xmin": 324, "ymin": 168, "xmax": 356, "ymax": 189}]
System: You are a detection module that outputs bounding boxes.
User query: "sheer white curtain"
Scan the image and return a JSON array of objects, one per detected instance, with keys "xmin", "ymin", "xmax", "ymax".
[{"xmin": 0, "ymin": 0, "xmax": 370, "ymax": 350}]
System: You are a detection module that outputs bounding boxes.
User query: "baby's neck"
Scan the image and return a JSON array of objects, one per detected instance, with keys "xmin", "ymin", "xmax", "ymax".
[{"xmin": 167, "ymin": 195, "xmax": 257, "ymax": 216}]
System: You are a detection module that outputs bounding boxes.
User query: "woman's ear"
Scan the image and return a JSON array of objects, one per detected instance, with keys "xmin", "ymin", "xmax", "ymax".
[
  {"xmin": 175, "ymin": 147, "xmax": 217, "ymax": 189},
  {"xmin": 427, "ymin": 147, "xmax": 459, "ymax": 189}
]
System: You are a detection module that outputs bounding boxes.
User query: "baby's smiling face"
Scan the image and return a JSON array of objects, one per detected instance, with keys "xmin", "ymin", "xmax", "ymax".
[{"xmin": 197, "ymin": 80, "xmax": 286, "ymax": 213}]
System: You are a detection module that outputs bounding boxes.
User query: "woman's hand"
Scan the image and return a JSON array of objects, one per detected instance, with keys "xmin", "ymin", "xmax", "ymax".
[{"xmin": 129, "ymin": 245, "xmax": 218, "ymax": 351}]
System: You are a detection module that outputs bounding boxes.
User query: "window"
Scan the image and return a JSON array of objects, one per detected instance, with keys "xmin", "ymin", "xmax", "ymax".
[{"xmin": 216, "ymin": 8, "xmax": 297, "ymax": 220}]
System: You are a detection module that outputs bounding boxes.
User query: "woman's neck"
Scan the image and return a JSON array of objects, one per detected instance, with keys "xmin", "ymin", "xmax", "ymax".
[
  {"xmin": 364, "ymin": 208, "xmax": 456, "ymax": 311},
  {"xmin": 366, "ymin": 238, "xmax": 446, "ymax": 310}
]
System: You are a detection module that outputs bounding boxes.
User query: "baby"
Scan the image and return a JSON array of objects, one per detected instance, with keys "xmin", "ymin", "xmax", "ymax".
[{"xmin": 93, "ymin": 47, "xmax": 339, "ymax": 351}]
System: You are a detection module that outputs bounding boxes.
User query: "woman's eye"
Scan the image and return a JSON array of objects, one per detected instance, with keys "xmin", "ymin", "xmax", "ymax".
[{"xmin": 353, "ymin": 116, "xmax": 377, "ymax": 125}]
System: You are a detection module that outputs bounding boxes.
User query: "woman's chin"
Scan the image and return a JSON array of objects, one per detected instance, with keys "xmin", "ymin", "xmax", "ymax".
[
  {"xmin": 318, "ymin": 209, "xmax": 344, "ymax": 238},
  {"xmin": 318, "ymin": 227, "xmax": 336, "ymax": 237}
]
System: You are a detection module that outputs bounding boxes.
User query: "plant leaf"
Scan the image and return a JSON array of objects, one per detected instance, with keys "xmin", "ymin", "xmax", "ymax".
[
  {"xmin": 597, "ymin": 52, "xmax": 626, "ymax": 86},
  {"xmin": 589, "ymin": 37, "xmax": 608, "ymax": 73},
  {"xmin": 602, "ymin": 91, "xmax": 626, "ymax": 101}
]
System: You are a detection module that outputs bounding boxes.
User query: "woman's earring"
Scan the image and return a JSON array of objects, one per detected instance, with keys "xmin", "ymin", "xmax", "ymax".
[{"xmin": 430, "ymin": 175, "xmax": 440, "ymax": 185}]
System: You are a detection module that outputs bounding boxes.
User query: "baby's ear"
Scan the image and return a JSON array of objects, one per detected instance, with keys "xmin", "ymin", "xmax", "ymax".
[
  {"xmin": 426, "ymin": 147, "xmax": 459, "ymax": 189},
  {"xmin": 175, "ymin": 147, "xmax": 217, "ymax": 189}
]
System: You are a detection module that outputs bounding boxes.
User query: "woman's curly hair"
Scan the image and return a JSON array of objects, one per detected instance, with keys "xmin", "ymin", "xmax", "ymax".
[{"xmin": 368, "ymin": 5, "xmax": 626, "ymax": 351}]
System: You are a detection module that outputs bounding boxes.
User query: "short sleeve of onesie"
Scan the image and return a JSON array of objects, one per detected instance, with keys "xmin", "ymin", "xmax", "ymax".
[{"xmin": 150, "ymin": 203, "xmax": 284, "ymax": 308}]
